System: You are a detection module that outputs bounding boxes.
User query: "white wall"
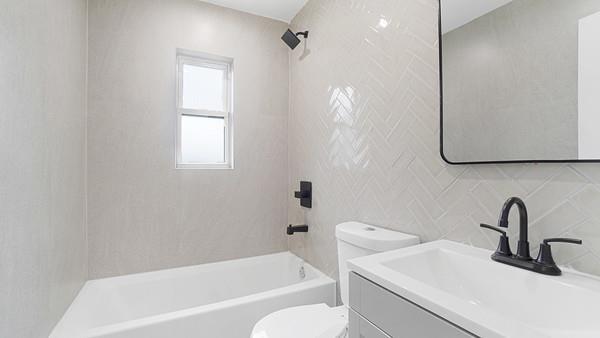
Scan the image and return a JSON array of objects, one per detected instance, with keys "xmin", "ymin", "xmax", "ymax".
[
  {"xmin": 578, "ymin": 11, "xmax": 600, "ymax": 159},
  {"xmin": 441, "ymin": 0, "xmax": 512, "ymax": 34},
  {"xmin": 200, "ymin": 0, "xmax": 309, "ymax": 23},
  {"xmin": 87, "ymin": 0, "xmax": 290, "ymax": 278},
  {"xmin": 288, "ymin": 0, "xmax": 600, "ymax": 283},
  {"xmin": 0, "ymin": 0, "xmax": 88, "ymax": 336}
]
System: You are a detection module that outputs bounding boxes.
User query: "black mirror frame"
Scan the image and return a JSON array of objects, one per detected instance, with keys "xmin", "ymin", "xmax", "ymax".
[{"xmin": 438, "ymin": 0, "xmax": 600, "ymax": 165}]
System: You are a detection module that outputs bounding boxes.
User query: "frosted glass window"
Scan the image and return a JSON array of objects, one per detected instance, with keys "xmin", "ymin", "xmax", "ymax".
[
  {"xmin": 181, "ymin": 115, "xmax": 225, "ymax": 163},
  {"xmin": 176, "ymin": 51, "xmax": 233, "ymax": 169},
  {"xmin": 182, "ymin": 65, "xmax": 225, "ymax": 111}
]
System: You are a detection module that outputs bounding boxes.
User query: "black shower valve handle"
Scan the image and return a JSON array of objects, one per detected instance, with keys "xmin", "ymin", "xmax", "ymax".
[
  {"xmin": 294, "ymin": 190, "xmax": 310, "ymax": 198},
  {"xmin": 294, "ymin": 181, "xmax": 312, "ymax": 208}
]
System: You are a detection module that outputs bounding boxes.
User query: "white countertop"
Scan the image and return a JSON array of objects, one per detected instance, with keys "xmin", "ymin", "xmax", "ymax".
[{"xmin": 348, "ymin": 240, "xmax": 600, "ymax": 338}]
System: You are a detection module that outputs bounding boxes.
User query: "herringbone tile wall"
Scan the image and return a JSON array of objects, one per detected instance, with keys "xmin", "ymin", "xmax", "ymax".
[{"xmin": 287, "ymin": 0, "xmax": 600, "ymax": 280}]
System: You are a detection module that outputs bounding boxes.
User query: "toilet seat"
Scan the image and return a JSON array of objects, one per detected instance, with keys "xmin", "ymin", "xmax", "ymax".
[{"xmin": 251, "ymin": 304, "xmax": 348, "ymax": 338}]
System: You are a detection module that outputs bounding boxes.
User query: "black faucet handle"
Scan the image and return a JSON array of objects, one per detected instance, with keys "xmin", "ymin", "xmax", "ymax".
[
  {"xmin": 480, "ymin": 223, "xmax": 506, "ymax": 235},
  {"xmin": 480, "ymin": 224, "xmax": 512, "ymax": 256},
  {"xmin": 535, "ymin": 238, "xmax": 582, "ymax": 276},
  {"xmin": 543, "ymin": 238, "xmax": 583, "ymax": 245}
]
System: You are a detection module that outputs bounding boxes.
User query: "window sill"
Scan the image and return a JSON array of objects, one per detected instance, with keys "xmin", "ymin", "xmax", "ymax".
[{"xmin": 176, "ymin": 163, "xmax": 234, "ymax": 170}]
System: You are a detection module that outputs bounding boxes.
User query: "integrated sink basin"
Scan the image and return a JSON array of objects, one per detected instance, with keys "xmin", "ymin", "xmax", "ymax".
[{"xmin": 348, "ymin": 240, "xmax": 600, "ymax": 338}]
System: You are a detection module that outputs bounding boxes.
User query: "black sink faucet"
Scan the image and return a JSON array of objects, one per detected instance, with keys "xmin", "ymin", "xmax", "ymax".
[
  {"xmin": 497, "ymin": 197, "xmax": 530, "ymax": 260},
  {"xmin": 481, "ymin": 197, "xmax": 583, "ymax": 276}
]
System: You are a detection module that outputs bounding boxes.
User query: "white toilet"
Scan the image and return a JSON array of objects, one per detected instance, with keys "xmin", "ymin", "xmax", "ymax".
[{"xmin": 251, "ymin": 222, "xmax": 420, "ymax": 338}]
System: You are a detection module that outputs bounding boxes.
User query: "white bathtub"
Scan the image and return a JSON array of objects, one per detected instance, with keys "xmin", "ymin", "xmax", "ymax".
[{"xmin": 50, "ymin": 252, "xmax": 336, "ymax": 338}]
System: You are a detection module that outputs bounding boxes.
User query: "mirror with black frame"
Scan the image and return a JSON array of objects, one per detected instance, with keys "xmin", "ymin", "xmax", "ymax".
[{"xmin": 440, "ymin": 0, "xmax": 600, "ymax": 164}]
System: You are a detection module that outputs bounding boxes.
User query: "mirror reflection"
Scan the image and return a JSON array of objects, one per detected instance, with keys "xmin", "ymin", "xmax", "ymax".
[{"xmin": 441, "ymin": 0, "xmax": 600, "ymax": 163}]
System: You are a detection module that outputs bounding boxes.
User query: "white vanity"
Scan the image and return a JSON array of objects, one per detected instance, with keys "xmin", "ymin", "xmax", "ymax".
[{"xmin": 348, "ymin": 240, "xmax": 600, "ymax": 338}]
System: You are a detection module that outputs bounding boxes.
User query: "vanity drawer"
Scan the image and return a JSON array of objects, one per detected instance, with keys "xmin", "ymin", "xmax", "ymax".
[
  {"xmin": 349, "ymin": 272, "xmax": 476, "ymax": 338},
  {"xmin": 349, "ymin": 309, "xmax": 391, "ymax": 338}
]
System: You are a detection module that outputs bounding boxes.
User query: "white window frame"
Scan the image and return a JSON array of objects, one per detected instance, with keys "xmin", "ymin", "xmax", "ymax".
[{"xmin": 176, "ymin": 50, "xmax": 234, "ymax": 169}]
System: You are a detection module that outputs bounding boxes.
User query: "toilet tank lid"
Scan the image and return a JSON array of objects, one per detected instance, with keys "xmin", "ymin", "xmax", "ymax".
[{"xmin": 335, "ymin": 222, "xmax": 420, "ymax": 252}]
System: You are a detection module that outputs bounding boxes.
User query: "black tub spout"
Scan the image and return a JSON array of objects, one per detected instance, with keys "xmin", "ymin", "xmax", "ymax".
[{"xmin": 287, "ymin": 224, "xmax": 308, "ymax": 235}]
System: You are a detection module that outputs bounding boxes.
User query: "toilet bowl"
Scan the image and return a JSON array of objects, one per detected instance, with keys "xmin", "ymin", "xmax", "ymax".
[{"xmin": 251, "ymin": 222, "xmax": 420, "ymax": 338}]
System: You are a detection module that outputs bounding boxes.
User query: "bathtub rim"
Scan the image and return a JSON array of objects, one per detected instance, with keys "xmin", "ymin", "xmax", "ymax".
[
  {"xmin": 51, "ymin": 251, "xmax": 336, "ymax": 338},
  {"xmin": 87, "ymin": 277, "xmax": 334, "ymax": 337}
]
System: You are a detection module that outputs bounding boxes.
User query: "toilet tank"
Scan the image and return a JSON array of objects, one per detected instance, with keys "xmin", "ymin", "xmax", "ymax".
[{"xmin": 335, "ymin": 222, "xmax": 419, "ymax": 306}]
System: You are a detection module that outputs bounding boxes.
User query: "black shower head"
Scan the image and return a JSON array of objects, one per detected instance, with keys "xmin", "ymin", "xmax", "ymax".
[{"xmin": 281, "ymin": 29, "xmax": 309, "ymax": 50}]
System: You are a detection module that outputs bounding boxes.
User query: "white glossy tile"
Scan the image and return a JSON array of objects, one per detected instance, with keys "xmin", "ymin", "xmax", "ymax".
[{"xmin": 288, "ymin": 0, "xmax": 600, "ymax": 280}]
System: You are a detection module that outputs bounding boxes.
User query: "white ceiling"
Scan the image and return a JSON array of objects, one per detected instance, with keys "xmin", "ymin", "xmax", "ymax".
[
  {"xmin": 442, "ymin": 0, "xmax": 513, "ymax": 34},
  {"xmin": 198, "ymin": 0, "xmax": 309, "ymax": 23}
]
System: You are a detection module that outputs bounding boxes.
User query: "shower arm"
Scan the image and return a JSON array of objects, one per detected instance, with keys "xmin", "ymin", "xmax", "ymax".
[{"xmin": 295, "ymin": 31, "xmax": 309, "ymax": 38}]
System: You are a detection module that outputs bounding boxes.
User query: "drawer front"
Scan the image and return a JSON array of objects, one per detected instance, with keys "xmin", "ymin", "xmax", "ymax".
[
  {"xmin": 349, "ymin": 309, "xmax": 391, "ymax": 338},
  {"xmin": 349, "ymin": 273, "xmax": 477, "ymax": 338}
]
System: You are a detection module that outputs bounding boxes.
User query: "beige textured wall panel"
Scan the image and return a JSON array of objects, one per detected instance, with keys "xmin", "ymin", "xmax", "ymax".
[
  {"xmin": 0, "ymin": 0, "xmax": 88, "ymax": 336},
  {"xmin": 87, "ymin": 0, "xmax": 289, "ymax": 278}
]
